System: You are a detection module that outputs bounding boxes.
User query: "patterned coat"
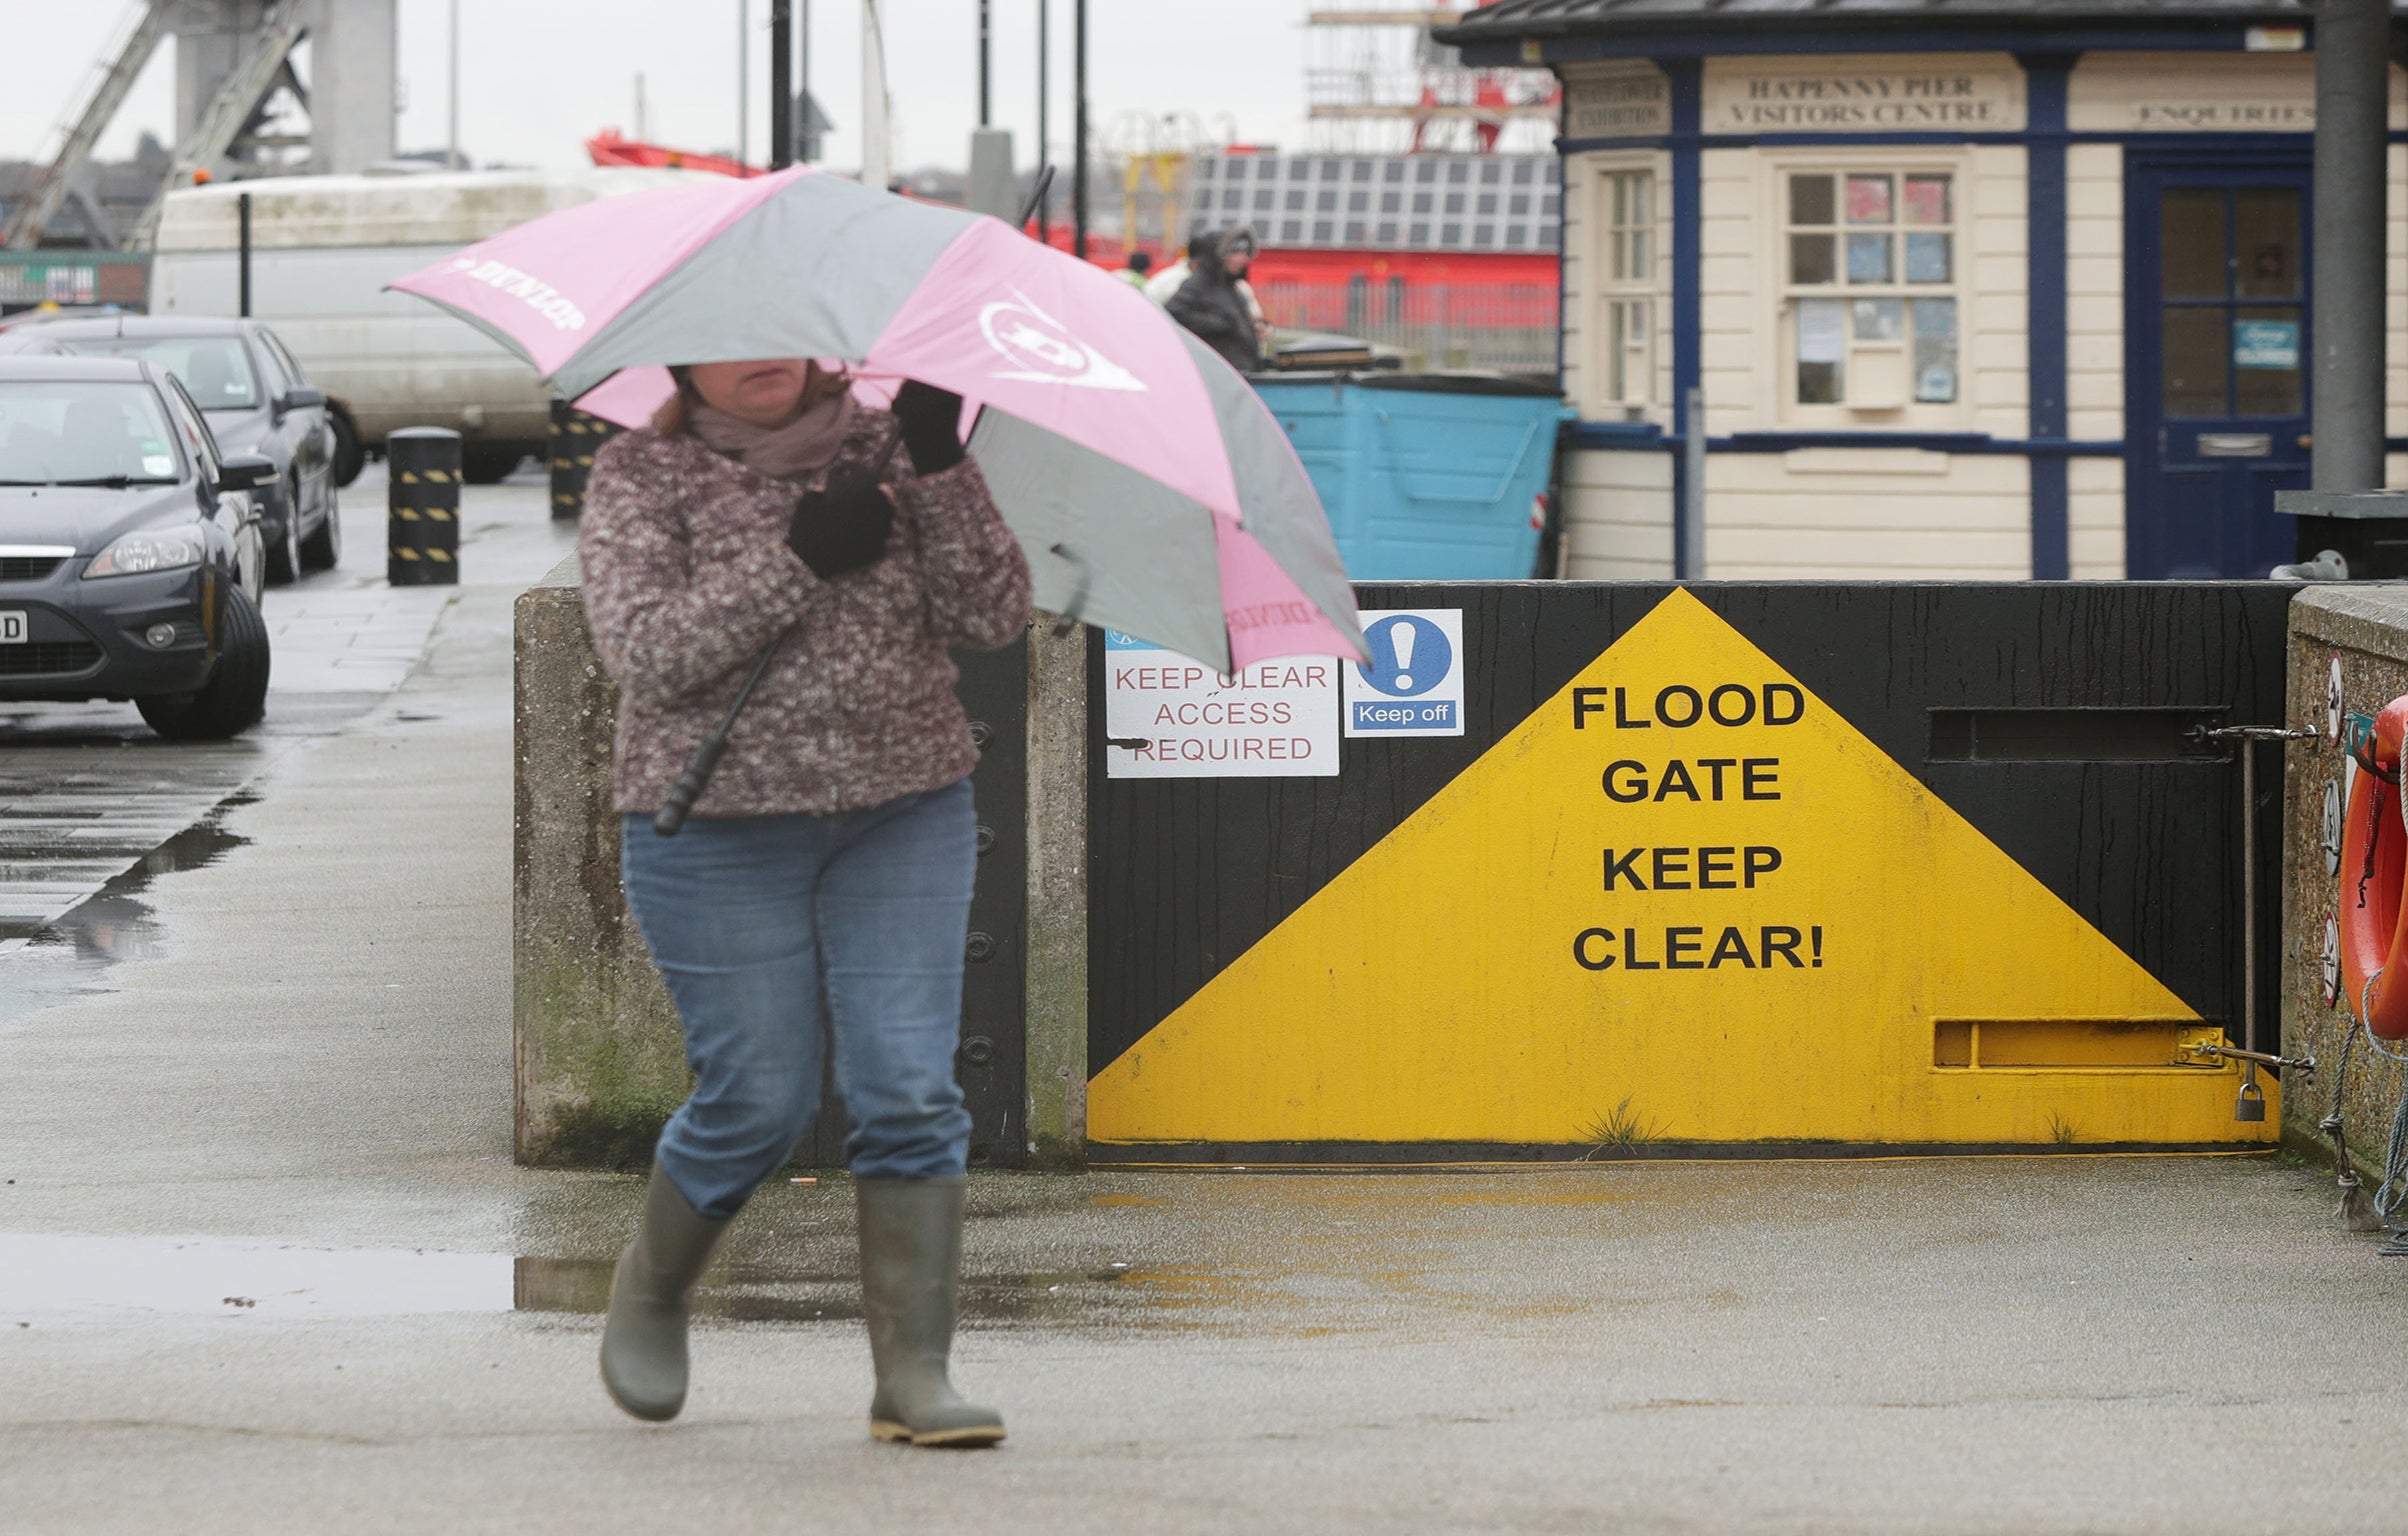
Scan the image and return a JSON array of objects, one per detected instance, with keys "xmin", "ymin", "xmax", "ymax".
[{"xmin": 578, "ymin": 412, "xmax": 1032, "ymax": 818}]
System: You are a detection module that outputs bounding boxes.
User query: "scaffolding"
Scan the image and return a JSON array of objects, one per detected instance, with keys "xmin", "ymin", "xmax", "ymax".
[
  {"xmin": 1101, "ymin": 111, "xmax": 1235, "ymax": 257},
  {"xmin": 1305, "ymin": 4, "xmax": 1558, "ymax": 155}
]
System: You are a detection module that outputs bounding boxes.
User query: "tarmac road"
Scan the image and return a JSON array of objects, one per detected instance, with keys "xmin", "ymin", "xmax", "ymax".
[{"xmin": 2, "ymin": 468, "xmax": 2407, "ymax": 1534}]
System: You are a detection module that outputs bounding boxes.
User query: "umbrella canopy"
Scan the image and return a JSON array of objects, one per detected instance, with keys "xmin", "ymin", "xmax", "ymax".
[{"xmin": 388, "ymin": 166, "xmax": 1363, "ymax": 672}]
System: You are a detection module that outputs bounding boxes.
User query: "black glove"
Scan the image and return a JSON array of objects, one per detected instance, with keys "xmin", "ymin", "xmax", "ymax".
[
  {"xmin": 786, "ymin": 463, "xmax": 893, "ymax": 580},
  {"xmin": 891, "ymin": 379, "xmax": 966, "ymax": 474}
]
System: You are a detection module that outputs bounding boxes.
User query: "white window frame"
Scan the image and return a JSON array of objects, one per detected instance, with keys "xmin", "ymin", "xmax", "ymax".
[
  {"xmin": 1764, "ymin": 149, "xmax": 1970, "ymax": 429},
  {"xmin": 1590, "ymin": 159, "xmax": 1661, "ymax": 419}
]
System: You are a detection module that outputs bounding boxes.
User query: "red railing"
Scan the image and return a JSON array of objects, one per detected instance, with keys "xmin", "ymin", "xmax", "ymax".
[{"xmin": 1253, "ymin": 279, "xmax": 1558, "ymax": 372}]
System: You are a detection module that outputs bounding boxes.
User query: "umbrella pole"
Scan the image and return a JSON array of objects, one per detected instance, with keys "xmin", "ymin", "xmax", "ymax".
[{"xmin": 653, "ymin": 428, "xmax": 910, "ymax": 837}]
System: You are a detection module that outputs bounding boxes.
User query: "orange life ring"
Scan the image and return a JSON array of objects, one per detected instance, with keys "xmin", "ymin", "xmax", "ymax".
[{"xmin": 2340, "ymin": 696, "xmax": 2408, "ymax": 1039}]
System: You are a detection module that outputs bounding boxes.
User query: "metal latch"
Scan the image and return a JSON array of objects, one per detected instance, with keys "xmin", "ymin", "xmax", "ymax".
[{"xmin": 2183, "ymin": 1040, "xmax": 2315, "ymax": 1081}]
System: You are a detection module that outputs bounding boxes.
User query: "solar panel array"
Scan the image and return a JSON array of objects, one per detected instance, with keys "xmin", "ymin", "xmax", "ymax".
[{"xmin": 1185, "ymin": 152, "xmax": 1561, "ymax": 253}]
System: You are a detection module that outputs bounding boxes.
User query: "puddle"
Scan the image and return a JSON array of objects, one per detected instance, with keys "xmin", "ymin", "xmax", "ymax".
[
  {"xmin": 0, "ymin": 1234, "xmax": 514, "ymax": 1319},
  {"xmin": 0, "ymin": 799, "xmax": 251, "ymax": 1025},
  {"xmin": 0, "ymin": 1234, "xmax": 1159, "ymax": 1327},
  {"xmin": 513, "ymin": 1256, "xmax": 1151, "ymax": 1325}
]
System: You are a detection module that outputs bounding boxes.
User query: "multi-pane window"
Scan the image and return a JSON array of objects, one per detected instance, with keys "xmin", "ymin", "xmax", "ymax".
[
  {"xmin": 1598, "ymin": 169, "xmax": 1655, "ymax": 408},
  {"xmin": 1784, "ymin": 170, "xmax": 1958, "ymax": 409}
]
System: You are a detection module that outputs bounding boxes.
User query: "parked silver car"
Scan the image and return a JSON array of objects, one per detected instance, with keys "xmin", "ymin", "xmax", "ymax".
[{"xmin": 2, "ymin": 315, "xmax": 341, "ymax": 584}]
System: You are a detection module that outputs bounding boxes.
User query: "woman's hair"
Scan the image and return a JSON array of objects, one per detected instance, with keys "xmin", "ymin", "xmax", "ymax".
[{"xmin": 650, "ymin": 361, "xmax": 848, "ymax": 436}]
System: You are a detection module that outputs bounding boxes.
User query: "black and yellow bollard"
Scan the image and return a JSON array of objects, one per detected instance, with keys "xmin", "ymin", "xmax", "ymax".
[
  {"xmin": 549, "ymin": 398, "xmax": 623, "ymax": 521},
  {"xmin": 387, "ymin": 427, "xmax": 461, "ymax": 587}
]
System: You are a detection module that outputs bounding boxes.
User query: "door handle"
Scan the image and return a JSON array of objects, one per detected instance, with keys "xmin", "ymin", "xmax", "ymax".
[
  {"xmin": 2298, "ymin": 434, "xmax": 2313, "ymax": 450},
  {"xmin": 2197, "ymin": 433, "xmax": 2273, "ymax": 458}
]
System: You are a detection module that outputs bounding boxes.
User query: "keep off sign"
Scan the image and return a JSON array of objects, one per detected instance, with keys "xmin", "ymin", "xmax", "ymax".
[
  {"xmin": 1103, "ymin": 630, "xmax": 1339, "ymax": 779},
  {"xmin": 1344, "ymin": 609, "xmax": 1467, "ymax": 738}
]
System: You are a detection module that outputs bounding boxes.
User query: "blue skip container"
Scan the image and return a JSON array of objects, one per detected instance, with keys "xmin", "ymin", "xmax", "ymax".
[{"xmin": 1253, "ymin": 371, "xmax": 1571, "ymax": 581}]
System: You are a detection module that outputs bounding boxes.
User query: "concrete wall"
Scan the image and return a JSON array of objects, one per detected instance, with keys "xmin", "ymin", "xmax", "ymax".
[
  {"xmin": 512, "ymin": 557, "xmax": 687, "ymax": 1166},
  {"xmin": 2282, "ymin": 587, "xmax": 2408, "ymax": 1171},
  {"xmin": 511, "ymin": 557, "xmax": 1088, "ymax": 1168}
]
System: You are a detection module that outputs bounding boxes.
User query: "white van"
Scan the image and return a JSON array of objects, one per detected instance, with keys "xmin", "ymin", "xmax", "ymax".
[{"xmin": 152, "ymin": 167, "xmax": 701, "ymax": 482}]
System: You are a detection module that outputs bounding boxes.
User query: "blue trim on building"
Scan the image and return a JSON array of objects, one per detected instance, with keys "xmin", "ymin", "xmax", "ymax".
[
  {"xmin": 1557, "ymin": 131, "xmax": 2356, "ymax": 156},
  {"xmin": 1666, "ymin": 58, "xmax": 1704, "ymax": 578},
  {"xmin": 2021, "ymin": 53, "xmax": 2076, "ymax": 580},
  {"xmin": 1569, "ymin": 421, "xmax": 1668, "ymax": 448},
  {"xmin": 1459, "ymin": 25, "xmax": 2295, "ymax": 67},
  {"xmin": 1567, "ymin": 424, "xmax": 2124, "ymax": 456}
]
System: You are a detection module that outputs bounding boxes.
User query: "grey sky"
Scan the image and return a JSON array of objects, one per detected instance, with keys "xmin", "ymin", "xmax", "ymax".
[{"xmin": 1, "ymin": 1, "xmax": 1323, "ymax": 177}]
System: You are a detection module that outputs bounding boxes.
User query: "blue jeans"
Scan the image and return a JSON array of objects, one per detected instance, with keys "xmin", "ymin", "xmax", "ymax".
[{"xmin": 618, "ymin": 780, "xmax": 977, "ymax": 1218}]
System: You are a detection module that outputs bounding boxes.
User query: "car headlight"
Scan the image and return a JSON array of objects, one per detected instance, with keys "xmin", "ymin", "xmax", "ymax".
[{"xmin": 84, "ymin": 528, "xmax": 207, "ymax": 578}]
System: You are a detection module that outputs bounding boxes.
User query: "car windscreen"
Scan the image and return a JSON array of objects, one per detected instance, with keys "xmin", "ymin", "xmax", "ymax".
[
  {"xmin": 0, "ymin": 381, "xmax": 182, "ymax": 486},
  {"xmin": 65, "ymin": 335, "xmax": 261, "ymax": 411}
]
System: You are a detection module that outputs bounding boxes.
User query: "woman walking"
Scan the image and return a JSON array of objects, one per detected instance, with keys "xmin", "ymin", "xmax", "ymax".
[{"xmin": 578, "ymin": 357, "xmax": 1031, "ymax": 1446}]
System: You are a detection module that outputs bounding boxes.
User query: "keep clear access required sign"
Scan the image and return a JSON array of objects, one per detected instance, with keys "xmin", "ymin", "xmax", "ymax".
[{"xmin": 1103, "ymin": 630, "xmax": 1339, "ymax": 778}]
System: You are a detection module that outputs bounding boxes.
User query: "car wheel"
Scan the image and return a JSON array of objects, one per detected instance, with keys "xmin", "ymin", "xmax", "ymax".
[
  {"xmin": 136, "ymin": 585, "xmax": 270, "ymax": 741},
  {"xmin": 264, "ymin": 478, "xmax": 303, "ymax": 585},
  {"xmin": 329, "ymin": 407, "xmax": 366, "ymax": 487},
  {"xmin": 461, "ymin": 445, "xmax": 524, "ymax": 484},
  {"xmin": 300, "ymin": 477, "xmax": 341, "ymax": 571}
]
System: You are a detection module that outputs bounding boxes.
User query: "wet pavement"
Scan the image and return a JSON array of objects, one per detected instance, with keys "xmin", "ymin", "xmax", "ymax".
[
  {"xmin": 6, "ymin": 473, "xmax": 2408, "ymax": 1532},
  {"xmin": 0, "ymin": 459, "xmax": 573, "ymax": 1009}
]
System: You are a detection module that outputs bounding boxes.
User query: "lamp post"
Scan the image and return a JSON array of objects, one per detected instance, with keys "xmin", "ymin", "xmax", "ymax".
[
  {"xmin": 1072, "ymin": 0, "xmax": 1087, "ymax": 260},
  {"xmin": 769, "ymin": 0, "xmax": 793, "ymax": 168},
  {"xmin": 1035, "ymin": 0, "xmax": 1049, "ymax": 241}
]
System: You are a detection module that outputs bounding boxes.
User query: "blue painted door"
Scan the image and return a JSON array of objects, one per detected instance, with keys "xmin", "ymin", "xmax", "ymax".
[{"xmin": 2126, "ymin": 154, "xmax": 2311, "ymax": 579}]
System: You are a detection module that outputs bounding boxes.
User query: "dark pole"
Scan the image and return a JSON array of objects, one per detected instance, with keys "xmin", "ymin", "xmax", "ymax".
[
  {"xmin": 237, "ymin": 191, "xmax": 252, "ymax": 318},
  {"xmin": 1035, "ymin": 0, "xmax": 1049, "ymax": 241},
  {"xmin": 979, "ymin": 0, "xmax": 992, "ymax": 127},
  {"xmin": 797, "ymin": 0, "xmax": 811, "ymax": 160},
  {"xmin": 2312, "ymin": 0, "xmax": 2388, "ymax": 492},
  {"xmin": 1072, "ymin": 0, "xmax": 1087, "ymax": 260},
  {"xmin": 768, "ymin": 0, "xmax": 793, "ymax": 169}
]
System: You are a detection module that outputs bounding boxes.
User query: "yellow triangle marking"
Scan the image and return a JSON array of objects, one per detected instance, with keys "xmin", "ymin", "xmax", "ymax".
[
  {"xmin": 1092, "ymin": 588, "xmax": 2265, "ymax": 1148},
  {"xmin": 398, "ymin": 471, "xmax": 419, "ymax": 484}
]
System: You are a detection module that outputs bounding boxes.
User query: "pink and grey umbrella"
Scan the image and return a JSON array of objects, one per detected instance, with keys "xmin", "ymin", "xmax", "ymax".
[{"xmin": 388, "ymin": 166, "xmax": 1363, "ymax": 672}]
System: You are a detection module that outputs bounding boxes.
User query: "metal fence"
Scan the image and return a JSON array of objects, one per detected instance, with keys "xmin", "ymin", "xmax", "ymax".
[
  {"xmin": 1255, "ymin": 278, "xmax": 1557, "ymax": 373},
  {"xmin": 0, "ymin": 252, "xmax": 148, "ymax": 311}
]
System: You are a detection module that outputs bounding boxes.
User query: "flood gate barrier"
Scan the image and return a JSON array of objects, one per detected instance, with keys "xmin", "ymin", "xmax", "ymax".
[{"xmin": 1088, "ymin": 583, "xmax": 2291, "ymax": 1162}]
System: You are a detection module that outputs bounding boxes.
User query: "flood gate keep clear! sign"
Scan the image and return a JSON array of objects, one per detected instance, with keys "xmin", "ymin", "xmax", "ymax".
[{"xmin": 1090, "ymin": 590, "xmax": 2238, "ymax": 1150}]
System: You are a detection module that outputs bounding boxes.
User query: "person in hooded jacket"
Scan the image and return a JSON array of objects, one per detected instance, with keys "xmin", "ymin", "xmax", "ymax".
[
  {"xmin": 577, "ymin": 358, "xmax": 1031, "ymax": 1448},
  {"xmin": 1166, "ymin": 226, "xmax": 1264, "ymax": 374}
]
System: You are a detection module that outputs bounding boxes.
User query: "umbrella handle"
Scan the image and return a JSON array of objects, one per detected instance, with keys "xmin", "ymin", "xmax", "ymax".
[{"xmin": 652, "ymin": 633, "xmax": 788, "ymax": 837}]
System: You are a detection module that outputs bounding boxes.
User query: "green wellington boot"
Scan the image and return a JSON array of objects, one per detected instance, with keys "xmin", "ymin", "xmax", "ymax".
[
  {"xmin": 600, "ymin": 1167, "xmax": 732, "ymax": 1422},
  {"xmin": 856, "ymin": 1176, "xmax": 1006, "ymax": 1447}
]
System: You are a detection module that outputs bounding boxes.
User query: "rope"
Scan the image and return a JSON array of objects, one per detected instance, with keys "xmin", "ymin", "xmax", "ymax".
[
  {"xmin": 2378, "ymin": 1080, "xmax": 2408, "ymax": 1223},
  {"xmin": 2356, "ymin": 984, "xmax": 2408, "ymax": 1222}
]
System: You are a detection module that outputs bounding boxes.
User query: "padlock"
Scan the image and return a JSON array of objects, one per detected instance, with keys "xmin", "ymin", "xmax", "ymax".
[{"xmin": 2235, "ymin": 1069, "xmax": 2268, "ymax": 1123}]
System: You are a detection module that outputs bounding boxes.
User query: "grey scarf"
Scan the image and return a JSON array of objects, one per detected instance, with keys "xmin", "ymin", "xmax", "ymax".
[{"xmin": 688, "ymin": 387, "xmax": 857, "ymax": 482}]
